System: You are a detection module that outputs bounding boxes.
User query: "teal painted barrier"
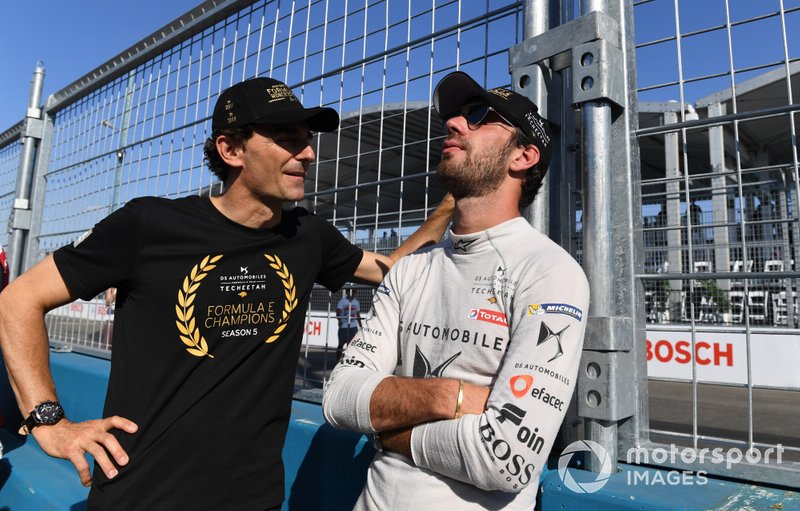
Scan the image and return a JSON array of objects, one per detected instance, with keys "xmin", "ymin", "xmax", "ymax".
[{"xmin": 0, "ymin": 352, "xmax": 797, "ymax": 511}]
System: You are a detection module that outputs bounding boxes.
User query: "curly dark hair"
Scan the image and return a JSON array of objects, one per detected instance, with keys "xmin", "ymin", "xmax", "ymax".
[
  {"xmin": 203, "ymin": 125, "xmax": 255, "ymax": 182},
  {"xmin": 514, "ymin": 128, "xmax": 545, "ymax": 210}
]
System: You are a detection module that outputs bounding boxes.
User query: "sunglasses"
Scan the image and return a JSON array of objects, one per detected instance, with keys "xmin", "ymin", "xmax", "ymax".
[{"xmin": 443, "ymin": 104, "xmax": 515, "ymax": 131}]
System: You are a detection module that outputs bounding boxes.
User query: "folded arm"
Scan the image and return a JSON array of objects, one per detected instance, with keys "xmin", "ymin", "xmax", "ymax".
[
  {"xmin": 408, "ymin": 273, "xmax": 591, "ymax": 492},
  {"xmin": 368, "ymin": 377, "xmax": 489, "ymax": 458}
]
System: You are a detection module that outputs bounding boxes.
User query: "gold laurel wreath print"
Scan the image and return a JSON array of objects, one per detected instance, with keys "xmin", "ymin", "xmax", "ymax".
[
  {"xmin": 176, "ymin": 255, "xmax": 223, "ymax": 358},
  {"xmin": 174, "ymin": 254, "xmax": 297, "ymax": 357},
  {"xmin": 263, "ymin": 254, "xmax": 297, "ymax": 344}
]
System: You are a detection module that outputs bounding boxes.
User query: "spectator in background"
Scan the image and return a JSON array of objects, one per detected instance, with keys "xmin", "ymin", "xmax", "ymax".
[
  {"xmin": 101, "ymin": 287, "xmax": 117, "ymax": 346},
  {"xmin": 336, "ymin": 289, "xmax": 361, "ymax": 356},
  {"xmin": 104, "ymin": 287, "xmax": 117, "ymax": 313}
]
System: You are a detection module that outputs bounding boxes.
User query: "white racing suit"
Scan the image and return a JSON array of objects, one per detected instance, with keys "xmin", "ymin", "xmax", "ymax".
[{"xmin": 324, "ymin": 217, "xmax": 590, "ymax": 510}]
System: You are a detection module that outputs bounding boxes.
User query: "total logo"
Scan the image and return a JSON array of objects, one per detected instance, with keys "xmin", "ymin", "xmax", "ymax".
[{"xmin": 467, "ymin": 308, "xmax": 508, "ymax": 327}]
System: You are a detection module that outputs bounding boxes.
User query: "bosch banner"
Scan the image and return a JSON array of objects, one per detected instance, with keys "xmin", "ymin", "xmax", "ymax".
[{"xmin": 646, "ymin": 329, "xmax": 800, "ymax": 389}]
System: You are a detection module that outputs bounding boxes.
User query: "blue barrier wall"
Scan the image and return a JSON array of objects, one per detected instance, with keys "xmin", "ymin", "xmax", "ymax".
[{"xmin": 0, "ymin": 352, "xmax": 798, "ymax": 510}]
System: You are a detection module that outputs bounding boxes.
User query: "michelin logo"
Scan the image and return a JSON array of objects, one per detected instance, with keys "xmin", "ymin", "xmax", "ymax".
[{"xmin": 528, "ymin": 303, "xmax": 583, "ymax": 321}]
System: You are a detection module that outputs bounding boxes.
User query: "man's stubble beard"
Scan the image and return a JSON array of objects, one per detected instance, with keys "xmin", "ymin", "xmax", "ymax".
[{"xmin": 437, "ymin": 135, "xmax": 513, "ymax": 200}]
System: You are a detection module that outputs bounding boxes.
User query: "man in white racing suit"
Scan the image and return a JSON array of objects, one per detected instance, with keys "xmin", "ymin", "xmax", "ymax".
[{"xmin": 323, "ymin": 71, "xmax": 590, "ymax": 510}]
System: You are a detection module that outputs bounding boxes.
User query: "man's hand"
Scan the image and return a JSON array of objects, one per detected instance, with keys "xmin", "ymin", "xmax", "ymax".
[
  {"xmin": 353, "ymin": 194, "xmax": 455, "ymax": 285},
  {"xmin": 379, "ymin": 426, "xmax": 413, "ymax": 458},
  {"xmin": 32, "ymin": 416, "xmax": 138, "ymax": 487}
]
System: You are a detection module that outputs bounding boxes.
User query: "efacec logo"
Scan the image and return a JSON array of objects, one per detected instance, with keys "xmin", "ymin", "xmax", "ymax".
[
  {"xmin": 509, "ymin": 374, "xmax": 533, "ymax": 398},
  {"xmin": 507, "ymin": 374, "xmax": 565, "ymax": 411}
]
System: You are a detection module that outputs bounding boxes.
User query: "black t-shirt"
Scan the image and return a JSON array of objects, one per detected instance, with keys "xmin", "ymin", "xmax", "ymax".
[{"xmin": 54, "ymin": 195, "xmax": 363, "ymax": 510}]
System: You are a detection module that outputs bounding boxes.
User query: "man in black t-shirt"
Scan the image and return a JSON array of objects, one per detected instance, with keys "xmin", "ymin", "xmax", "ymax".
[{"xmin": 0, "ymin": 77, "xmax": 452, "ymax": 510}]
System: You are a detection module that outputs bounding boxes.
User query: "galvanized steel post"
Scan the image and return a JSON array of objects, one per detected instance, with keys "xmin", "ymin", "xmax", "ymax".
[
  {"xmin": 21, "ymin": 93, "xmax": 56, "ymax": 274},
  {"xmin": 519, "ymin": 0, "xmax": 551, "ymax": 236},
  {"xmin": 8, "ymin": 63, "xmax": 45, "ymax": 280},
  {"xmin": 579, "ymin": 0, "xmax": 619, "ymax": 468},
  {"xmin": 576, "ymin": 0, "xmax": 647, "ymax": 471}
]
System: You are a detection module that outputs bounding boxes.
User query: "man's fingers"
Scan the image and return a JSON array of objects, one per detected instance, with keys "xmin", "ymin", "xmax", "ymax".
[
  {"xmin": 97, "ymin": 430, "xmax": 130, "ymax": 466},
  {"xmin": 67, "ymin": 450, "xmax": 93, "ymax": 487},
  {"xmin": 104, "ymin": 415, "xmax": 139, "ymax": 435},
  {"xmin": 84, "ymin": 441, "xmax": 119, "ymax": 480},
  {"xmin": 96, "ymin": 417, "xmax": 137, "ymax": 467},
  {"xmin": 32, "ymin": 416, "xmax": 139, "ymax": 485}
]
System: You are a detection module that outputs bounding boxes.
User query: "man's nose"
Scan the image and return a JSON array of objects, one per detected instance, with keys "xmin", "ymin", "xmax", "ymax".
[
  {"xmin": 297, "ymin": 143, "xmax": 315, "ymax": 161},
  {"xmin": 445, "ymin": 114, "xmax": 468, "ymax": 134}
]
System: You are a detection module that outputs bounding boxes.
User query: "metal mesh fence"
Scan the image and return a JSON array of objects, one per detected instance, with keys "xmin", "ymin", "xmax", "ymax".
[
  {"xmin": 633, "ymin": 0, "xmax": 800, "ymax": 477},
  {"xmin": 0, "ymin": 127, "xmax": 22, "ymax": 249},
  {"xmin": 18, "ymin": 0, "xmax": 528, "ymax": 385}
]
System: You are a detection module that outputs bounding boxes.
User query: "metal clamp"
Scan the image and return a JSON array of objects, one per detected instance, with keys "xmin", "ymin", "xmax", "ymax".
[
  {"xmin": 10, "ymin": 207, "xmax": 32, "ymax": 230},
  {"xmin": 508, "ymin": 10, "xmax": 624, "ymax": 107},
  {"xmin": 583, "ymin": 315, "xmax": 633, "ymax": 351},
  {"xmin": 572, "ymin": 39, "xmax": 625, "ymax": 108},
  {"xmin": 577, "ymin": 350, "xmax": 635, "ymax": 421},
  {"xmin": 23, "ymin": 117, "xmax": 44, "ymax": 140}
]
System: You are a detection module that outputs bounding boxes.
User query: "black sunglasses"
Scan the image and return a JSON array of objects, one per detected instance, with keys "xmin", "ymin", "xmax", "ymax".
[{"xmin": 443, "ymin": 104, "xmax": 515, "ymax": 131}]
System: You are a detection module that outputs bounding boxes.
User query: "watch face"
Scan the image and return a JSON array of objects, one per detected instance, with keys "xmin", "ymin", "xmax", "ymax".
[{"xmin": 34, "ymin": 401, "xmax": 64, "ymax": 425}]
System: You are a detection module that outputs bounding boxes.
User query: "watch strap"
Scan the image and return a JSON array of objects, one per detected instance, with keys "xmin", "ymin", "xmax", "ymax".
[{"xmin": 18, "ymin": 415, "xmax": 37, "ymax": 435}]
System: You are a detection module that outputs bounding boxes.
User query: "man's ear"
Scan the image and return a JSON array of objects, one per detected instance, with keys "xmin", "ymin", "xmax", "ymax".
[
  {"xmin": 509, "ymin": 143, "xmax": 540, "ymax": 173},
  {"xmin": 215, "ymin": 135, "xmax": 244, "ymax": 168}
]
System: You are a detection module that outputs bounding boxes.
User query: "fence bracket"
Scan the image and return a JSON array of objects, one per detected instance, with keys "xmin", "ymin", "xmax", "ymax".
[
  {"xmin": 577, "ymin": 350, "xmax": 635, "ymax": 421},
  {"xmin": 508, "ymin": 10, "xmax": 625, "ymax": 108}
]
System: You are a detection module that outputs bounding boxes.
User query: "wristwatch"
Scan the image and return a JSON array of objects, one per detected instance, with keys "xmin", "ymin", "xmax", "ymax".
[{"xmin": 18, "ymin": 400, "xmax": 65, "ymax": 435}]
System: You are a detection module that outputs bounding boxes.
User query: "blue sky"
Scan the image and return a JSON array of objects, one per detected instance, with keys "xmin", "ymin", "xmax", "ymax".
[
  {"xmin": 0, "ymin": 0, "xmax": 200, "ymax": 131},
  {"xmin": 1, "ymin": 0, "xmax": 798, "ymax": 131}
]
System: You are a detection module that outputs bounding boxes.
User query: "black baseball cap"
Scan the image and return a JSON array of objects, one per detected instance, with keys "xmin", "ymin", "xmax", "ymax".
[
  {"xmin": 433, "ymin": 71, "xmax": 552, "ymax": 176},
  {"xmin": 212, "ymin": 77, "xmax": 339, "ymax": 133}
]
